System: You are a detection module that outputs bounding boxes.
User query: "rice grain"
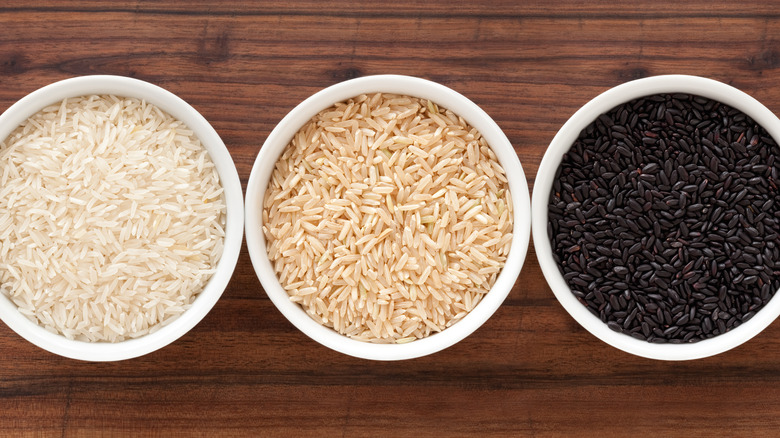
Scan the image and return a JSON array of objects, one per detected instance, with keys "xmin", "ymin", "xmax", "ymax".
[
  {"xmin": 0, "ymin": 95, "xmax": 226, "ymax": 342},
  {"xmin": 263, "ymin": 93, "xmax": 512, "ymax": 343}
]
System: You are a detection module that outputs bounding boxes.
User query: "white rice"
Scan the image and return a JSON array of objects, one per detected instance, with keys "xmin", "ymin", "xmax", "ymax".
[
  {"xmin": 263, "ymin": 93, "xmax": 513, "ymax": 343},
  {"xmin": 0, "ymin": 95, "xmax": 226, "ymax": 342}
]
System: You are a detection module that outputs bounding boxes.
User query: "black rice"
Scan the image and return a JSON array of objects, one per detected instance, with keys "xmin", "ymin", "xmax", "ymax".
[{"xmin": 548, "ymin": 93, "xmax": 780, "ymax": 343}]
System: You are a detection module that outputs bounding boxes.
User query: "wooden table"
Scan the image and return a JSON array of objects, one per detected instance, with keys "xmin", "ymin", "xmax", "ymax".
[{"xmin": 2, "ymin": 1, "xmax": 780, "ymax": 436}]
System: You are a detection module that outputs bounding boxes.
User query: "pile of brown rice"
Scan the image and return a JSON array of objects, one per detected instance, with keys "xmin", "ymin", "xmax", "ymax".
[
  {"xmin": 0, "ymin": 95, "xmax": 226, "ymax": 342},
  {"xmin": 263, "ymin": 93, "xmax": 513, "ymax": 343}
]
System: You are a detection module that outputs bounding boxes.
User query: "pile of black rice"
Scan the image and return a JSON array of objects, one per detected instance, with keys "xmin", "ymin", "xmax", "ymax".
[{"xmin": 548, "ymin": 93, "xmax": 780, "ymax": 343}]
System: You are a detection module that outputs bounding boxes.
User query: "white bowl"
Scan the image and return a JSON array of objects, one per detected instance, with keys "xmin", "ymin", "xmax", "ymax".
[
  {"xmin": 246, "ymin": 74, "xmax": 531, "ymax": 360},
  {"xmin": 0, "ymin": 75, "xmax": 244, "ymax": 361},
  {"xmin": 532, "ymin": 74, "xmax": 780, "ymax": 360}
]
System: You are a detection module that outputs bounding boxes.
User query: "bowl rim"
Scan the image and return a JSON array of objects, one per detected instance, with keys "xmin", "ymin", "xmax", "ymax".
[
  {"xmin": 0, "ymin": 75, "xmax": 244, "ymax": 361},
  {"xmin": 245, "ymin": 74, "xmax": 531, "ymax": 360},
  {"xmin": 532, "ymin": 74, "xmax": 780, "ymax": 360}
]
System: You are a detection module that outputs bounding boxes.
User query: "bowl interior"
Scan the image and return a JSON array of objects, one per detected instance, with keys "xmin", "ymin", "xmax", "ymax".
[
  {"xmin": 0, "ymin": 75, "xmax": 244, "ymax": 361},
  {"xmin": 532, "ymin": 74, "xmax": 780, "ymax": 360},
  {"xmin": 246, "ymin": 74, "xmax": 531, "ymax": 360}
]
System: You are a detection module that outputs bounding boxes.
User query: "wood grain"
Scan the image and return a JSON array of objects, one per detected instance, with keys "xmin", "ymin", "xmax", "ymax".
[{"xmin": 2, "ymin": 1, "xmax": 780, "ymax": 436}]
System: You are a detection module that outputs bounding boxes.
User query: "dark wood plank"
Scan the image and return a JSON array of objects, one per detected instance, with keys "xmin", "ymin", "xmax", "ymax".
[{"xmin": 2, "ymin": 1, "xmax": 780, "ymax": 436}]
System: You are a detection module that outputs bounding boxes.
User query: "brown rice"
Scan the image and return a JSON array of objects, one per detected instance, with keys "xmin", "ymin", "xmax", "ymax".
[{"xmin": 263, "ymin": 93, "xmax": 513, "ymax": 343}]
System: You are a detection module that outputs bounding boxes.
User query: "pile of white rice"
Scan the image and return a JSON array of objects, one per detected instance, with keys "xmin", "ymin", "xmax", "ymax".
[
  {"xmin": 0, "ymin": 95, "xmax": 226, "ymax": 342},
  {"xmin": 263, "ymin": 93, "xmax": 513, "ymax": 343}
]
